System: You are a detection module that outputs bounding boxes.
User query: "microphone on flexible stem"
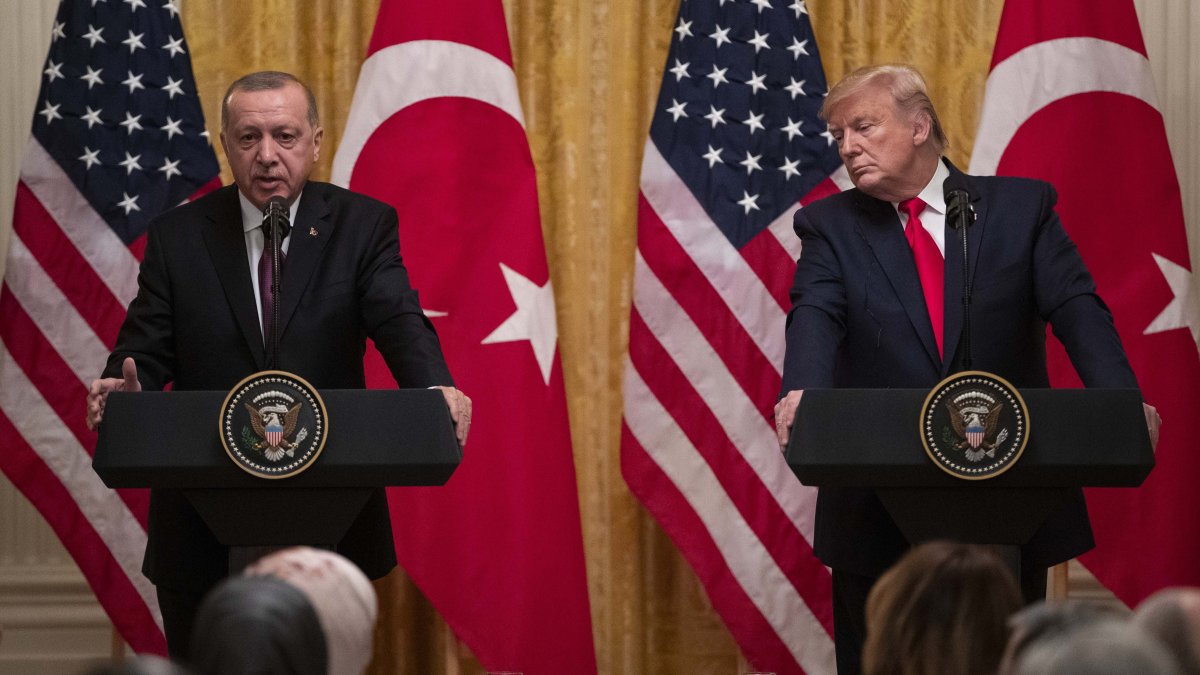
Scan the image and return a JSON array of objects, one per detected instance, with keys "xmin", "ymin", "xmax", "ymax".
[
  {"xmin": 262, "ymin": 196, "xmax": 291, "ymax": 369},
  {"xmin": 946, "ymin": 189, "xmax": 975, "ymax": 371}
]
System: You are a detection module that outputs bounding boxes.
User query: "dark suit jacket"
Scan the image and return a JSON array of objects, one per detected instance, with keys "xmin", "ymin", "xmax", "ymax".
[
  {"xmin": 102, "ymin": 182, "xmax": 453, "ymax": 592},
  {"xmin": 782, "ymin": 160, "xmax": 1138, "ymax": 577}
]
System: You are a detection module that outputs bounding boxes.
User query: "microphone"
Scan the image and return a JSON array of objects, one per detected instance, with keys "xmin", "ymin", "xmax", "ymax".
[
  {"xmin": 945, "ymin": 188, "xmax": 975, "ymax": 370},
  {"xmin": 946, "ymin": 189, "xmax": 975, "ymax": 229},
  {"xmin": 263, "ymin": 195, "xmax": 291, "ymax": 241},
  {"xmin": 261, "ymin": 196, "xmax": 290, "ymax": 368}
]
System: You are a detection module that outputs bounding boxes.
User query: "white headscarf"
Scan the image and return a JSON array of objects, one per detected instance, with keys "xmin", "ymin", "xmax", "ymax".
[{"xmin": 248, "ymin": 547, "xmax": 379, "ymax": 675}]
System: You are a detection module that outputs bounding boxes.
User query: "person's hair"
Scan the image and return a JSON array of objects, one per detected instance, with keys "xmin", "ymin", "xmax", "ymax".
[
  {"xmin": 862, "ymin": 541, "xmax": 1022, "ymax": 675},
  {"xmin": 1134, "ymin": 588, "xmax": 1200, "ymax": 674},
  {"xmin": 1008, "ymin": 620, "xmax": 1181, "ymax": 675},
  {"xmin": 821, "ymin": 64, "xmax": 948, "ymax": 153},
  {"xmin": 999, "ymin": 599, "xmax": 1131, "ymax": 673},
  {"xmin": 83, "ymin": 656, "xmax": 187, "ymax": 675},
  {"xmin": 221, "ymin": 70, "xmax": 319, "ymax": 129},
  {"xmin": 191, "ymin": 575, "xmax": 327, "ymax": 675}
]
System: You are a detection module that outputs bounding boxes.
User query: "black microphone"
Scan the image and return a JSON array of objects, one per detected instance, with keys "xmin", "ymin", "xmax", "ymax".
[
  {"xmin": 946, "ymin": 189, "xmax": 975, "ymax": 229},
  {"xmin": 263, "ymin": 195, "xmax": 291, "ymax": 241},
  {"xmin": 261, "ymin": 196, "xmax": 290, "ymax": 368},
  {"xmin": 945, "ymin": 188, "xmax": 975, "ymax": 370}
]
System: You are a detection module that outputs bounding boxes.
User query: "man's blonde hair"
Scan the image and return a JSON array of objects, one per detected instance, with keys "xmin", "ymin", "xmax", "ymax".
[{"xmin": 821, "ymin": 64, "xmax": 948, "ymax": 154}]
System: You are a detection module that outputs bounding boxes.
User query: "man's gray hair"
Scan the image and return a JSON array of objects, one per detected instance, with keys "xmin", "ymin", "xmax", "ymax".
[
  {"xmin": 1007, "ymin": 621, "xmax": 1181, "ymax": 675},
  {"xmin": 821, "ymin": 64, "xmax": 948, "ymax": 154},
  {"xmin": 221, "ymin": 71, "xmax": 319, "ymax": 129},
  {"xmin": 1134, "ymin": 588, "xmax": 1200, "ymax": 674}
]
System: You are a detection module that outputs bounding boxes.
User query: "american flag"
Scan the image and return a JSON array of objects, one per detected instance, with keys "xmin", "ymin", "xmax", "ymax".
[
  {"xmin": 0, "ymin": 0, "xmax": 219, "ymax": 654},
  {"xmin": 621, "ymin": 0, "xmax": 848, "ymax": 672}
]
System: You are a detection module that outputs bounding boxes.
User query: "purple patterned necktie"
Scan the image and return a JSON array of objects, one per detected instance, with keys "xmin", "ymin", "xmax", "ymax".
[{"xmin": 258, "ymin": 234, "xmax": 285, "ymax": 345}]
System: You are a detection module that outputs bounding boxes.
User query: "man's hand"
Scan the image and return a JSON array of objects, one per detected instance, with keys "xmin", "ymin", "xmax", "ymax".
[
  {"xmin": 432, "ymin": 386, "xmax": 472, "ymax": 446},
  {"xmin": 774, "ymin": 389, "xmax": 804, "ymax": 451},
  {"xmin": 1144, "ymin": 402, "xmax": 1162, "ymax": 451},
  {"xmin": 86, "ymin": 357, "xmax": 141, "ymax": 431}
]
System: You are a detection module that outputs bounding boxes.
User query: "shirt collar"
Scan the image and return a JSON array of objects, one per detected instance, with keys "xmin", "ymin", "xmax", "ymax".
[
  {"xmin": 238, "ymin": 190, "xmax": 303, "ymax": 234},
  {"xmin": 914, "ymin": 159, "xmax": 950, "ymax": 215}
]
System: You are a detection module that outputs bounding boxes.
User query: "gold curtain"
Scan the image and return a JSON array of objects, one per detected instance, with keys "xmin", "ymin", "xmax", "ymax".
[{"xmin": 182, "ymin": 0, "xmax": 1002, "ymax": 672}]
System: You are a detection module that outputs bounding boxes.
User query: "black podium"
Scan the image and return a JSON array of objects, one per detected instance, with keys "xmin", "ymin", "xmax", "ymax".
[
  {"xmin": 93, "ymin": 388, "xmax": 461, "ymax": 569},
  {"xmin": 786, "ymin": 388, "xmax": 1153, "ymax": 572}
]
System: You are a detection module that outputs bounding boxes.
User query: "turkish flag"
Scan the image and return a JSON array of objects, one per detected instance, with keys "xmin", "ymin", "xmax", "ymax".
[
  {"xmin": 331, "ymin": 1, "xmax": 597, "ymax": 671},
  {"xmin": 971, "ymin": 0, "xmax": 1200, "ymax": 604}
]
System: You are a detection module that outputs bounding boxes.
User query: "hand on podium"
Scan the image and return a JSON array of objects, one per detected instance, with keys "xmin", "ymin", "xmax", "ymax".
[
  {"xmin": 86, "ymin": 357, "xmax": 141, "ymax": 431},
  {"xmin": 432, "ymin": 385, "xmax": 473, "ymax": 446},
  {"xmin": 774, "ymin": 389, "xmax": 804, "ymax": 450},
  {"xmin": 1143, "ymin": 402, "xmax": 1161, "ymax": 450}
]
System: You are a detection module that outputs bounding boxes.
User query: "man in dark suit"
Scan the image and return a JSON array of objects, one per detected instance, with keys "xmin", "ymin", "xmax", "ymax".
[
  {"xmin": 772, "ymin": 64, "xmax": 1160, "ymax": 674},
  {"xmin": 85, "ymin": 71, "xmax": 472, "ymax": 660}
]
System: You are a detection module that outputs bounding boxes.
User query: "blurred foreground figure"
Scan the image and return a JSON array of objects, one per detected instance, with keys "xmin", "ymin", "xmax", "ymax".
[
  {"xmin": 1000, "ymin": 599, "xmax": 1180, "ymax": 675},
  {"xmin": 863, "ymin": 541, "xmax": 1021, "ymax": 675},
  {"xmin": 1133, "ymin": 587, "xmax": 1200, "ymax": 674},
  {"xmin": 248, "ymin": 547, "xmax": 379, "ymax": 675},
  {"xmin": 191, "ymin": 575, "xmax": 326, "ymax": 675}
]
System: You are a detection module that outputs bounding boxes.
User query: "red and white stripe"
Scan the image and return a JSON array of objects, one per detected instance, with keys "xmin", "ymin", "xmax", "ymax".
[
  {"xmin": 0, "ymin": 137, "xmax": 217, "ymax": 654},
  {"xmin": 622, "ymin": 140, "xmax": 847, "ymax": 673}
]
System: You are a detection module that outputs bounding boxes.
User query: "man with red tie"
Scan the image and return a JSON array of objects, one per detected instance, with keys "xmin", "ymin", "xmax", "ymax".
[{"xmin": 772, "ymin": 64, "xmax": 1160, "ymax": 674}]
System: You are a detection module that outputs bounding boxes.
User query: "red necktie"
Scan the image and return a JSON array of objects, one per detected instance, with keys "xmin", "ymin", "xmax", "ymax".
[{"xmin": 900, "ymin": 197, "xmax": 944, "ymax": 358}]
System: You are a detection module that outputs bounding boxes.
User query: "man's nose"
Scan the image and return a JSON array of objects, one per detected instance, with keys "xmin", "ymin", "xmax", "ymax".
[
  {"xmin": 839, "ymin": 133, "xmax": 859, "ymax": 157},
  {"xmin": 256, "ymin": 138, "xmax": 278, "ymax": 165}
]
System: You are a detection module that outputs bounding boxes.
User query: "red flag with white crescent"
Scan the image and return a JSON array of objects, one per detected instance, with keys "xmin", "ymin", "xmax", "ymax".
[
  {"xmin": 971, "ymin": 0, "xmax": 1200, "ymax": 604},
  {"xmin": 331, "ymin": 1, "xmax": 596, "ymax": 672}
]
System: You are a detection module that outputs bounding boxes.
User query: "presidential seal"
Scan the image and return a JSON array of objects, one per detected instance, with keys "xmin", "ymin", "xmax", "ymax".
[
  {"xmin": 919, "ymin": 371, "xmax": 1029, "ymax": 480},
  {"xmin": 219, "ymin": 371, "xmax": 328, "ymax": 479}
]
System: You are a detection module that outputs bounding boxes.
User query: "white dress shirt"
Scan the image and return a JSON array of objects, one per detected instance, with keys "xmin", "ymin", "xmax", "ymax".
[
  {"xmin": 890, "ymin": 159, "xmax": 950, "ymax": 257},
  {"xmin": 238, "ymin": 190, "xmax": 300, "ymax": 336}
]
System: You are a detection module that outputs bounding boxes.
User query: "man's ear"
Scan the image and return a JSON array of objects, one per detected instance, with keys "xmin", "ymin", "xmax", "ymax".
[
  {"xmin": 312, "ymin": 126, "xmax": 324, "ymax": 162},
  {"xmin": 912, "ymin": 111, "xmax": 932, "ymax": 147}
]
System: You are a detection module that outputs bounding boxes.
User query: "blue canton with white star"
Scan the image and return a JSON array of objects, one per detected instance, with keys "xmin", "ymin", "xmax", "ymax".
[
  {"xmin": 32, "ymin": 0, "xmax": 219, "ymax": 245},
  {"xmin": 650, "ymin": 0, "xmax": 842, "ymax": 248}
]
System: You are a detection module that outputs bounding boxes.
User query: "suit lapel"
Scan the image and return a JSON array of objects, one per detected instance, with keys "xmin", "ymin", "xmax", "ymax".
[
  {"xmin": 941, "ymin": 162, "xmax": 987, "ymax": 376},
  {"xmin": 853, "ymin": 191, "xmax": 941, "ymax": 370},
  {"xmin": 277, "ymin": 185, "xmax": 334, "ymax": 341},
  {"xmin": 201, "ymin": 187, "xmax": 267, "ymax": 369}
]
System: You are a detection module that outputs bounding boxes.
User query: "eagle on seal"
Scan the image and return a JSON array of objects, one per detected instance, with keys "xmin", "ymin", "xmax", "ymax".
[
  {"xmin": 246, "ymin": 402, "xmax": 302, "ymax": 461},
  {"xmin": 946, "ymin": 399, "xmax": 1004, "ymax": 461}
]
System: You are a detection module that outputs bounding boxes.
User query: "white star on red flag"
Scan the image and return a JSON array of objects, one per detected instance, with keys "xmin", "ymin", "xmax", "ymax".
[
  {"xmin": 1144, "ymin": 252, "xmax": 1200, "ymax": 355},
  {"xmin": 481, "ymin": 264, "xmax": 558, "ymax": 386}
]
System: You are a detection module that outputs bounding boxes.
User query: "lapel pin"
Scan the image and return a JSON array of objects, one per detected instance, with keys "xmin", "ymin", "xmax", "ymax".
[{"xmin": 309, "ymin": 227, "xmax": 318, "ymax": 237}]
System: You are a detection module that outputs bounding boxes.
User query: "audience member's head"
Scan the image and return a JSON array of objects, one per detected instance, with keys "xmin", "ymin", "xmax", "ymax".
[
  {"xmin": 1134, "ymin": 587, "xmax": 1200, "ymax": 674},
  {"xmin": 999, "ymin": 599, "xmax": 1130, "ymax": 673},
  {"xmin": 84, "ymin": 656, "xmax": 189, "ymax": 675},
  {"xmin": 1006, "ymin": 619, "xmax": 1181, "ymax": 675},
  {"xmin": 862, "ymin": 541, "xmax": 1022, "ymax": 675},
  {"xmin": 191, "ymin": 574, "xmax": 327, "ymax": 675},
  {"xmin": 247, "ymin": 547, "xmax": 379, "ymax": 675}
]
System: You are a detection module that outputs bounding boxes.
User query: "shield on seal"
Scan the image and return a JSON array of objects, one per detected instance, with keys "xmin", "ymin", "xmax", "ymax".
[
  {"xmin": 966, "ymin": 423, "xmax": 985, "ymax": 449},
  {"xmin": 266, "ymin": 422, "xmax": 283, "ymax": 448}
]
